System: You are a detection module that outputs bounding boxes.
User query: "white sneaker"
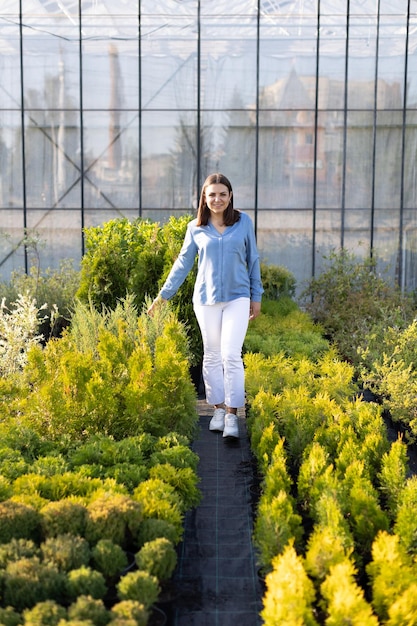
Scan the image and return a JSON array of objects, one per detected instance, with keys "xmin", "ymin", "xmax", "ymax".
[
  {"xmin": 209, "ymin": 408, "xmax": 226, "ymax": 432},
  {"xmin": 223, "ymin": 414, "xmax": 239, "ymax": 438}
]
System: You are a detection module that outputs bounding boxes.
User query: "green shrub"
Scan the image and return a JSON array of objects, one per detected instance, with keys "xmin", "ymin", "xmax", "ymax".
[
  {"xmin": 0, "ymin": 606, "xmax": 22, "ymax": 626},
  {"xmin": 394, "ymin": 475, "xmax": 417, "ymax": 555},
  {"xmin": 135, "ymin": 538, "xmax": 177, "ymax": 582},
  {"xmin": 41, "ymin": 534, "xmax": 91, "ymax": 572},
  {"xmin": 304, "ymin": 526, "xmax": 351, "ymax": 582},
  {"xmin": 66, "ymin": 566, "xmax": 107, "ymax": 602},
  {"xmin": 116, "ymin": 570, "xmax": 160, "ymax": 610},
  {"xmin": 0, "ymin": 500, "xmax": 41, "ymax": 544},
  {"xmin": 302, "ymin": 248, "xmax": 414, "ymax": 367},
  {"xmin": 0, "ymin": 294, "xmax": 50, "ymax": 377},
  {"xmin": 85, "ymin": 494, "xmax": 142, "ymax": 549},
  {"xmin": 385, "ymin": 583, "xmax": 417, "ymax": 625},
  {"xmin": 0, "ymin": 475, "xmax": 12, "ymax": 501},
  {"xmin": 77, "ymin": 218, "xmax": 166, "ymax": 311},
  {"xmin": 133, "ymin": 479, "xmax": 183, "ymax": 540},
  {"xmin": 244, "ymin": 297, "xmax": 328, "ymax": 359},
  {"xmin": 377, "ymin": 438, "xmax": 408, "ymax": 520},
  {"xmin": 67, "ymin": 596, "xmax": 109, "ymax": 626},
  {"xmin": 366, "ymin": 531, "xmax": 417, "ymax": 622},
  {"xmin": 0, "ymin": 259, "xmax": 79, "ymax": 338},
  {"xmin": 254, "ymin": 490, "xmax": 303, "ymax": 573},
  {"xmin": 136, "ymin": 518, "xmax": 180, "ymax": 547},
  {"xmin": 297, "ymin": 443, "xmax": 337, "ymax": 516},
  {"xmin": 149, "ymin": 445, "xmax": 199, "ymax": 472},
  {"xmin": 91, "ymin": 539, "xmax": 128, "ymax": 580},
  {"xmin": 31, "ymin": 455, "xmax": 69, "ymax": 477},
  {"xmin": 261, "ymin": 543, "xmax": 318, "ymax": 626},
  {"xmin": 148, "ymin": 464, "xmax": 200, "ymax": 513},
  {"xmin": 320, "ymin": 559, "xmax": 379, "ymax": 625},
  {"xmin": 22, "ymin": 600, "xmax": 67, "ymax": 625},
  {"xmin": 0, "ymin": 448, "xmax": 28, "ymax": 481},
  {"xmin": 110, "ymin": 600, "xmax": 147, "ymax": 626},
  {"xmin": 40, "ymin": 500, "xmax": 87, "ymax": 538},
  {"xmin": 0, "ymin": 538, "xmax": 39, "ymax": 568},
  {"xmin": 3, "ymin": 557, "xmax": 66, "ymax": 611},
  {"xmin": 260, "ymin": 263, "xmax": 296, "ymax": 299},
  {"xmin": 360, "ymin": 320, "xmax": 417, "ymax": 440}
]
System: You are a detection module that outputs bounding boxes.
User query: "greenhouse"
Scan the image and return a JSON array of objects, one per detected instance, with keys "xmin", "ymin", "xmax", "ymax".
[{"xmin": 1, "ymin": 0, "xmax": 416, "ymax": 290}]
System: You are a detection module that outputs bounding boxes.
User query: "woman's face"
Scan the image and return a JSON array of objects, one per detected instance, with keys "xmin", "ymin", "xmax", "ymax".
[{"xmin": 204, "ymin": 183, "xmax": 232, "ymax": 218}]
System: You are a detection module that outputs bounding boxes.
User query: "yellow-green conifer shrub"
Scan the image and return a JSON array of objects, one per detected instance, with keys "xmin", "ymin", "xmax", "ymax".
[
  {"xmin": 321, "ymin": 559, "xmax": 379, "ymax": 625},
  {"xmin": 85, "ymin": 493, "xmax": 143, "ymax": 549},
  {"xmin": 305, "ymin": 526, "xmax": 352, "ymax": 583},
  {"xmin": 385, "ymin": 583, "xmax": 417, "ymax": 625},
  {"xmin": 367, "ymin": 531, "xmax": 417, "ymax": 622},
  {"xmin": 297, "ymin": 442, "xmax": 336, "ymax": 517},
  {"xmin": 261, "ymin": 542, "xmax": 318, "ymax": 626},
  {"xmin": 254, "ymin": 489, "xmax": 303, "ymax": 573},
  {"xmin": 110, "ymin": 600, "xmax": 148, "ymax": 626},
  {"xmin": 377, "ymin": 438, "xmax": 408, "ymax": 520},
  {"xmin": 342, "ymin": 472, "xmax": 389, "ymax": 558},
  {"xmin": 134, "ymin": 537, "xmax": 177, "ymax": 581},
  {"xmin": 261, "ymin": 439, "xmax": 292, "ymax": 498},
  {"xmin": 245, "ymin": 390, "xmax": 281, "ymax": 474},
  {"xmin": 394, "ymin": 475, "xmax": 417, "ymax": 554}
]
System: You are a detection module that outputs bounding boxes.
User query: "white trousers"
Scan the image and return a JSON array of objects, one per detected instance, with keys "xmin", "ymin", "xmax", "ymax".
[{"xmin": 194, "ymin": 297, "xmax": 250, "ymax": 409}]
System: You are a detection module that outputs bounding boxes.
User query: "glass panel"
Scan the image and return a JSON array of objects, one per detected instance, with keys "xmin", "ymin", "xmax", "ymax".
[
  {"xmin": 0, "ymin": 111, "xmax": 23, "ymax": 208},
  {"xmin": 200, "ymin": 111, "xmax": 256, "ymax": 208},
  {"xmin": 83, "ymin": 111, "xmax": 139, "ymax": 209},
  {"xmin": 201, "ymin": 16, "xmax": 257, "ymax": 110},
  {"xmin": 314, "ymin": 208, "xmax": 343, "ymax": 271},
  {"xmin": 378, "ymin": 16, "xmax": 408, "ymax": 102},
  {"xmin": 404, "ymin": 110, "xmax": 417, "ymax": 208},
  {"xmin": 82, "ymin": 23, "xmax": 139, "ymax": 110},
  {"xmin": 24, "ymin": 109, "xmax": 81, "ymax": 209},
  {"xmin": 0, "ymin": 211, "xmax": 25, "ymax": 278},
  {"xmin": 141, "ymin": 110, "xmax": 197, "ymax": 210},
  {"xmin": 403, "ymin": 208, "xmax": 417, "ymax": 291},
  {"xmin": 345, "ymin": 111, "xmax": 374, "ymax": 209},
  {"xmin": 258, "ymin": 111, "xmax": 315, "ymax": 209},
  {"xmin": 408, "ymin": 17, "xmax": 417, "ymax": 108},
  {"xmin": 342, "ymin": 209, "xmax": 372, "ymax": 251},
  {"xmin": 372, "ymin": 208, "xmax": 400, "ymax": 282},
  {"xmin": 84, "ymin": 209, "xmax": 141, "ymax": 229},
  {"xmin": 318, "ymin": 20, "xmax": 348, "ymax": 109},
  {"xmin": 201, "ymin": 0, "xmax": 256, "ymax": 16},
  {"xmin": 348, "ymin": 18, "xmax": 377, "ymax": 109},
  {"xmin": 0, "ymin": 5, "xmax": 21, "ymax": 107},
  {"xmin": 22, "ymin": 13, "xmax": 80, "ymax": 110},
  {"xmin": 257, "ymin": 209, "xmax": 313, "ymax": 290},
  {"xmin": 141, "ymin": 0, "xmax": 196, "ymax": 16},
  {"xmin": 141, "ymin": 17, "xmax": 197, "ymax": 110},
  {"xmin": 379, "ymin": 0, "xmax": 409, "ymax": 15},
  {"xmin": 316, "ymin": 111, "xmax": 344, "ymax": 209},
  {"xmin": 374, "ymin": 111, "xmax": 403, "ymax": 208},
  {"xmin": 26, "ymin": 209, "xmax": 82, "ymax": 269},
  {"xmin": 259, "ymin": 19, "xmax": 318, "ymax": 101}
]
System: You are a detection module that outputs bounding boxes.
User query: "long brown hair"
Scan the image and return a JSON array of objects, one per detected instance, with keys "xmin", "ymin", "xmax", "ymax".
[{"xmin": 196, "ymin": 173, "xmax": 240, "ymax": 227}]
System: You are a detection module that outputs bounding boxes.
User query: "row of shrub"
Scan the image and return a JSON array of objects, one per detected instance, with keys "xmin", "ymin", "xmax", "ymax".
[
  {"xmin": 0, "ymin": 292, "xmax": 200, "ymax": 624},
  {"xmin": 245, "ymin": 278, "xmax": 417, "ymax": 623},
  {"xmin": 302, "ymin": 248, "xmax": 417, "ymax": 441}
]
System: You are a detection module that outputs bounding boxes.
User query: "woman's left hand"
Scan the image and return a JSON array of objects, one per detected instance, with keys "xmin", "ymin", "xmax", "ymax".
[{"xmin": 249, "ymin": 301, "xmax": 261, "ymax": 320}]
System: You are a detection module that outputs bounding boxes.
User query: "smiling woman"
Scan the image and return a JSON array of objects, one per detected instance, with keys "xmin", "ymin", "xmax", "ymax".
[{"xmin": 148, "ymin": 172, "xmax": 264, "ymax": 439}]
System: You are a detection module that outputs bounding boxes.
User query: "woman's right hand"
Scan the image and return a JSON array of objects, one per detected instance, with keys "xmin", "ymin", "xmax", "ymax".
[{"xmin": 147, "ymin": 296, "xmax": 167, "ymax": 316}]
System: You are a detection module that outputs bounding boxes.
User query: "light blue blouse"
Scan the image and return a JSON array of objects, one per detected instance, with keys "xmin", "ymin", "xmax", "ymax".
[{"xmin": 159, "ymin": 211, "xmax": 264, "ymax": 305}]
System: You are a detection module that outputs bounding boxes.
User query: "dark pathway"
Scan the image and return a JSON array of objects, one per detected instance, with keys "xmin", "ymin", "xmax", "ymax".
[{"xmin": 166, "ymin": 401, "xmax": 264, "ymax": 626}]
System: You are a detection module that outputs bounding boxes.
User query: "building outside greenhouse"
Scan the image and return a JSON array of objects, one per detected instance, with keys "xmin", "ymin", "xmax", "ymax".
[{"xmin": 0, "ymin": 0, "xmax": 416, "ymax": 293}]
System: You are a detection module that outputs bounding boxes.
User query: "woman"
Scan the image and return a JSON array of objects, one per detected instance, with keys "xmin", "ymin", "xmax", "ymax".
[{"xmin": 148, "ymin": 173, "xmax": 263, "ymax": 438}]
